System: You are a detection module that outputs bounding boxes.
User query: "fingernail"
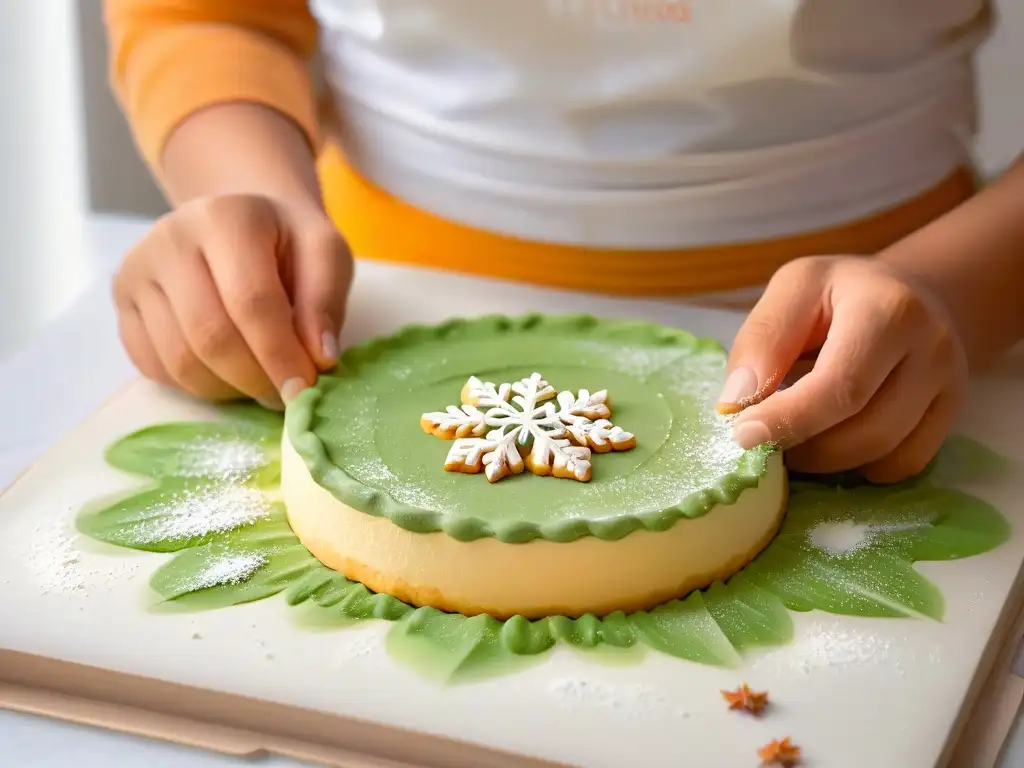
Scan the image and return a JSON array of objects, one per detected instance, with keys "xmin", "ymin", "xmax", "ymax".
[
  {"xmin": 281, "ymin": 377, "xmax": 308, "ymax": 403},
  {"xmin": 718, "ymin": 366, "xmax": 758, "ymax": 407},
  {"xmin": 321, "ymin": 331, "xmax": 339, "ymax": 365},
  {"xmin": 733, "ymin": 420, "xmax": 772, "ymax": 449},
  {"xmin": 256, "ymin": 392, "xmax": 285, "ymax": 411}
]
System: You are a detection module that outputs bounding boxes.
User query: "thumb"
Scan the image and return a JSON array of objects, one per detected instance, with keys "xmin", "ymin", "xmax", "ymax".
[
  {"xmin": 716, "ymin": 265, "xmax": 827, "ymax": 416},
  {"xmin": 290, "ymin": 223, "xmax": 354, "ymax": 372}
]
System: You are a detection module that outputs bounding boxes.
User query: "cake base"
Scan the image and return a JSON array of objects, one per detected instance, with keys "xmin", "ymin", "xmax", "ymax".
[{"xmin": 281, "ymin": 436, "xmax": 788, "ymax": 619}]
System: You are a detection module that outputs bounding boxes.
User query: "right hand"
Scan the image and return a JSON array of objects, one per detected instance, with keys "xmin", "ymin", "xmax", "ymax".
[{"xmin": 113, "ymin": 194, "xmax": 353, "ymax": 409}]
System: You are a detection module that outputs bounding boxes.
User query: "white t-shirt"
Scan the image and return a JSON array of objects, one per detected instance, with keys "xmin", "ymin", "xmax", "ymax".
[{"xmin": 310, "ymin": 0, "xmax": 990, "ymax": 249}]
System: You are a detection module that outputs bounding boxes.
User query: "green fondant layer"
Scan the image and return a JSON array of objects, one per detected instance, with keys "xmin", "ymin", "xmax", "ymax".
[{"xmin": 285, "ymin": 313, "xmax": 776, "ymax": 543}]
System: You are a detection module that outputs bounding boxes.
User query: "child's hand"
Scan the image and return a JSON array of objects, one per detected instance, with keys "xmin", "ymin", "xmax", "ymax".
[
  {"xmin": 717, "ymin": 256, "xmax": 968, "ymax": 483},
  {"xmin": 113, "ymin": 194, "xmax": 352, "ymax": 409}
]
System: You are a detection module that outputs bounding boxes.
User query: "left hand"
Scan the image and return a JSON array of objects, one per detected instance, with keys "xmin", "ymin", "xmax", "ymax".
[{"xmin": 717, "ymin": 256, "xmax": 969, "ymax": 483}]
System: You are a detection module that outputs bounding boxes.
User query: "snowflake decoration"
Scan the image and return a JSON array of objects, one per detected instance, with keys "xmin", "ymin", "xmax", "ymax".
[{"xmin": 419, "ymin": 372, "xmax": 636, "ymax": 483}]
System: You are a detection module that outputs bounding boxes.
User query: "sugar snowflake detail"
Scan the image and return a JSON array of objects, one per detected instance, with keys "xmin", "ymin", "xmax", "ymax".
[{"xmin": 419, "ymin": 373, "xmax": 637, "ymax": 483}]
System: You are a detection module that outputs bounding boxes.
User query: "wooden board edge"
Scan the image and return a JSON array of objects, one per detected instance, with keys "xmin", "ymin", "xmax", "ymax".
[
  {"xmin": 940, "ymin": 558, "xmax": 1024, "ymax": 768},
  {"xmin": 0, "ymin": 649, "xmax": 572, "ymax": 768},
  {"xmin": 0, "ymin": 680, "xmax": 413, "ymax": 768}
]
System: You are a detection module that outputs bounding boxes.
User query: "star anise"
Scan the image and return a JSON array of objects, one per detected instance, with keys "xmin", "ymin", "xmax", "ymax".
[
  {"xmin": 757, "ymin": 737, "xmax": 801, "ymax": 766},
  {"xmin": 721, "ymin": 683, "xmax": 769, "ymax": 715}
]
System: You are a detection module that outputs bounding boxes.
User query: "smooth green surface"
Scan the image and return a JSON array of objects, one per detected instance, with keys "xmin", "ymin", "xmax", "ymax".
[
  {"xmin": 285, "ymin": 314, "xmax": 775, "ymax": 543},
  {"xmin": 76, "ymin": 402, "xmax": 1012, "ymax": 684}
]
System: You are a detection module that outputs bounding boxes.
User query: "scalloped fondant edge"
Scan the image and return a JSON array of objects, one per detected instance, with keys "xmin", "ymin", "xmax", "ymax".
[{"xmin": 285, "ymin": 313, "xmax": 777, "ymax": 544}]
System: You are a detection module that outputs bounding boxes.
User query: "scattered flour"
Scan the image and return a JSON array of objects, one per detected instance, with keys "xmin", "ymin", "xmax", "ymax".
[
  {"xmin": 809, "ymin": 519, "xmax": 929, "ymax": 556},
  {"xmin": 126, "ymin": 485, "xmax": 272, "ymax": 545},
  {"xmin": 175, "ymin": 437, "xmax": 269, "ymax": 481},
  {"xmin": 180, "ymin": 552, "xmax": 267, "ymax": 592},
  {"xmin": 549, "ymin": 678, "xmax": 687, "ymax": 719},
  {"xmin": 574, "ymin": 341, "xmax": 692, "ymax": 378},
  {"xmin": 338, "ymin": 634, "xmax": 380, "ymax": 663},
  {"xmin": 762, "ymin": 620, "xmax": 893, "ymax": 676},
  {"xmin": 347, "ymin": 457, "xmax": 399, "ymax": 485},
  {"xmin": 24, "ymin": 515, "xmax": 141, "ymax": 596}
]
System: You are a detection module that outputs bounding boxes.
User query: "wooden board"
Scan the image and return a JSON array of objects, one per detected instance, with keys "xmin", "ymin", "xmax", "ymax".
[{"xmin": 2, "ymin": 269, "xmax": 1024, "ymax": 767}]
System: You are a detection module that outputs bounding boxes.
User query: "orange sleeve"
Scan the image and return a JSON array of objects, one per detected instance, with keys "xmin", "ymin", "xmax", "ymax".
[{"xmin": 104, "ymin": 0, "xmax": 321, "ymax": 172}]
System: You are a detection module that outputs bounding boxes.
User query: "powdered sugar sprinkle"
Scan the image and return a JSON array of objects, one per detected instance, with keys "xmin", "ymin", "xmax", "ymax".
[
  {"xmin": 549, "ymin": 678, "xmax": 689, "ymax": 720},
  {"xmin": 123, "ymin": 485, "xmax": 272, "ymax": 545},
  {"xmin": 809, "ymin": 519, "xmax": 930, "ymax": 557},
  {"xmin": 24, "ymin": 516, "xmax": 141, "ymax": 596},
  {"xmin": 181, "ymin": 552, "xmax": 267, "ymax": 592},
  {"xmin": 175, "ymin": 437, "xmax": 270, "ymax": 482}
]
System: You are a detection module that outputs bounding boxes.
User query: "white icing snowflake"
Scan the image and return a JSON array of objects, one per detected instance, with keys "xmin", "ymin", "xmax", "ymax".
[{"xmin": 420, "ymin": 373, "xmax": 636, "ymax": 483}]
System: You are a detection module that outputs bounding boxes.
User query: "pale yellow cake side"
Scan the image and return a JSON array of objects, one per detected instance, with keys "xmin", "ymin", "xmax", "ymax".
[{"xmin": 281, "ymin": 436, "xmax": 787, "ymax": 620}]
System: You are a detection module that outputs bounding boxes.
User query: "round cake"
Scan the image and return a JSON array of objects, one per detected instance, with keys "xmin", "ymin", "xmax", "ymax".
[{"xmin": 282, "ymin": 314, "xmax": 786, "ymax": 619}]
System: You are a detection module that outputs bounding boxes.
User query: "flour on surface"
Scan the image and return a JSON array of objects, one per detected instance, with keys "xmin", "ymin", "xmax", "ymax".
[
  {"xmin": 809, "ymin": 519, "xmax": 930, "ymax": 557},
  {"xmin": 574, "ymin": 341, "xmax": 693, "ymax": 379},
  {"xmin": 755, "ymin": 619, "xmax": 893, "ymax": 676},
  {"xmin": 337, "ymin": 633, "xmax": 381, "ymax": 663},
  {"xmin": 127, "ymin": 485, "xmax": 272, "ymax": 545},
  {"xmin": 549, "ymin": 678, "xmax": 688, "ymax": 720},
  {"xmin": 24, "ymin": 514, "xmax": 141, "ymax": 596},
  {"xmin": 180, "ymin": 552, "xmax": 267, "ymax": 592},
  {"xmin": 175, "ymin": 436, "xmax": 270, "ymax": 482}
]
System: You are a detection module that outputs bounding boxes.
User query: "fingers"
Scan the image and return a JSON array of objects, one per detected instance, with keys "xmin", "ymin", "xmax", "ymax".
[
  {"xmin": 117, "ymin": 302, "xmax": 173, "ymax": 386},
  {"xmin": 718, "ymin": 260, "xmax": 829, "ymax": 414},
  {"xmin": 134, "ymin": 286, "xmax": 240, "ymax": 401},
  {"xmin": 732, "ymin": 294, "xmax": 914, "ymax": 450},
  {"xmin": 199, "ymin": 198, "xmax": 319, "ymax": 400},
  {"xmin": 783, "ymin": 354, "xmax": 938, "ymax": 474},
  {"xmin": 157, "ymin": 250, "xmax": 277, "ymax": 403},
  {"xmin": 860, "ymin": 390, "xmax": 962, "ymax": 484},
  {"xmin": 290, "ymin": 225, "xmax": 352, "ymax": 371}
]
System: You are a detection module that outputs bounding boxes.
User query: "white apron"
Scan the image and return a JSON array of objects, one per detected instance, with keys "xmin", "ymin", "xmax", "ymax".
[{"xmin": 309, "ymin": 0, "xmax": 991, "ymax": 249}]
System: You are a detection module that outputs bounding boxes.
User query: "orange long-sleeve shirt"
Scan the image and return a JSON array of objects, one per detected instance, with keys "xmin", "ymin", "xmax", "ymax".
[{"xmin": 105, "ymin": 0, "xmax": 320, "ymax": 172}]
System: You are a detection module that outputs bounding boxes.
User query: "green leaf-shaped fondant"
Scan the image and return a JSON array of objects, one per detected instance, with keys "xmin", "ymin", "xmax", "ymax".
[
  {"xmin": 386, "ymin": 610, "xmax": 549, "ymax": 683},
  {"xmin": 629, "ymin": 591, "xmax": 742, "ymax": 667},
  {"xmin": 746, "ymin": 535, "xmax": 946, "ymax": 619},
  {"xmin": 744, "ymin": 483, "xmax": 1009, "ymax": 620},
  {"xmin": 926, "ymin": 433, "xmax": 1015, "ymax": 488},
  {"xmin": 702, "ymin": 573, "xmax": 794, "ymax": 652},
  {"xmin": 76, "ymin": 477, "xmax": 277, "ymax": 553},
  {"xmin": 105, "ymin": 407, "xmax": 282, "ymax": 487},
  {"xmin": 147, "ymin": 510, "xmax": 317, "ymax": 610}
]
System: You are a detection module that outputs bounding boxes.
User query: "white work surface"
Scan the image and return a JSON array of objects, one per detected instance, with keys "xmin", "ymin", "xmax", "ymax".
[{"xmin": 1, "ymin": 215, "xmax": 1024, "ymax": 767}]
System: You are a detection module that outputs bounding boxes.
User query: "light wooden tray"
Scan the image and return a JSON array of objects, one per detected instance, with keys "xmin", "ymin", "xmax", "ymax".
[{"xmin": 1, "ymin": 272, "xmax": 1023, "ymax": 767}]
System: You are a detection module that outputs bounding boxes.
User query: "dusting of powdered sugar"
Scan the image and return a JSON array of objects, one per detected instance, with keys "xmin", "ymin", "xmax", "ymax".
[
  {"xmin": 347, "ymin": 456, "xmax": 399, "ymax": 485},
  {"xmin": 809, "ymin": 519, "xmax": 931, "ymax": 557},
  {"xmin": 389, "ymin": 481, "xmax": 447, "ymax": 510},
  {"xmin": 121, "ymin": 485, "xmax": 272, "ymax": 545},
  {"xmin": 549, "ymin": 678, "xmax": 690, "ymax": 720},
  {"xmin": 337, "ymin": 633, "xmax": 382, "ymax": 663},
  {"xmin": 180, "ymin": 552, "xmax": 267, "ymax": 592},
  {"xmin": 756, "ymin": 619, "xmax": 894, "ymax": 676},
  {"xmin": 575, "ymin": 341, "xmax": 692, "ymax": 378},
  {"xmin": 577, "ymin": 408, "xmax": 744, "ymax": 515},
  {"xmin": 23, "ymin": 515, "xmax": 141, "ymax": 596},
  {"xmin": 345, "ymin": 453, "xmax": 453, "ymax": 511},
  {"xmin": 175, "ymin": 437, "xmax": 269, "ymax": 481}
]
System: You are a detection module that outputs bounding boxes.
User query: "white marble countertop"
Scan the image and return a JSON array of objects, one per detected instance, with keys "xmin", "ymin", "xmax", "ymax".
[{"xmin": 1, "ymin": 215, "xmax": 1021, "ymax": 767}]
